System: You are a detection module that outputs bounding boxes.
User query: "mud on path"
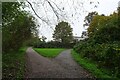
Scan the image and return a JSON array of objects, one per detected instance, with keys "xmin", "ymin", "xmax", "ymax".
[{"xmin": 25, "ymin": 47, "xmax": 94, "ymax": 78}]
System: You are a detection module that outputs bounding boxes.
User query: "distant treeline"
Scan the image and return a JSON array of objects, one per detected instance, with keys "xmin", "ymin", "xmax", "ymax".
[{"xmin": 33, "ymin": 41, "xmax": 75, "ymax": 48}]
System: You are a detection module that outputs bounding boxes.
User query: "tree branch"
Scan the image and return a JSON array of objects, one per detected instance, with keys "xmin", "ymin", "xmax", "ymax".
[
  {"xmin": 26, "ymin": 0, "xmax": 49, "ymax": 24},
  {"xmin": 26, "ymin": 0, "xmax": 54, "ymax": 31},
  {"xmin": 47, "ymin": 0, "xmax": 59, "ymax": 20}
]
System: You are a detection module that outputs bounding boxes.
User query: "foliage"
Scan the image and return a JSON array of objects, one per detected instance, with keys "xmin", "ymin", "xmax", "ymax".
[
  {"xmin": 34, "ymin": 41, "xmax": 75, "ymax": 48},
  {"xmin": 53, "ymin": 21, "xmax": 73, "ymax": 43},
  {"xmin": 83, "ymin": 11, "xmax": 98, "ymax": 27},
  {"xmin": 71, "ymin": 50, "xmax": 114, "ymax": 79},
  {"xmin": 2, "ymin": 47, "xmax": 27, "ymax": 78},
  {"xmin": 74, "ymin": 12, "xmax": 120, "ymax": 78},
  {"xmin": 88, "ymin": 12, "xmax": 119, "ymax": 41},
  {"xmin": 2, "ymin": 2, "xmax": 38, "ymax": 52},
  {"xmin": 24, "ymin": 35, "xmax": 41, "ymax": 47},
  {"xmin": 34, "ymin": 48, "xmax": 65, "ymax": 58}
]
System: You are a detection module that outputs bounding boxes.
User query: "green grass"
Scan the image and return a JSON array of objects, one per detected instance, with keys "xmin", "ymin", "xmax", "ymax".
[
  {"xmin": 2, "ymin": 47, "xmax": 27, "ymax": 78},
  {"xmin": 71, "ymin": 50, "xmax": 119, "ymax": 80},
  {"xmin": 34, "ymin": 48, "xmax": 65, "ymax": 58}
]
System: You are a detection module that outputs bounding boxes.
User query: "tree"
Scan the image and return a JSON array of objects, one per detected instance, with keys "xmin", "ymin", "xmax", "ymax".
[
  {"xmin": 53, "ymin": 21, "xmax": 73, "ymax": 43},
  {"xmin": 81, "ymin": 12, "xmax": 98, "ymax": 38},
  {"xmin": 25, "ymin": 0, "xmax": 99, "ymax": 31},
  {"xmin": 85, "ymin": 12, "xmax": 120, "ymax": 43},
  {"xmin": 118, "ymin": 5, "xmax": 120, "ymax": 27},
  {"xmin": 41, "ymin": 36, "xmax": 47, "ymax": 42},
  {"xmin": 87, "ymin": 15, "xmax": 110, "ymax": 37},
  {"xmin": 2, "ymin": 2, "xmax": 38, "ymax": 52},
  {"xmin": 74, "ymin": 11, "xmax": 120, "ymax": 78},
  {"xmin": 83, "ymin": 11, "xmax": 98, "ymax": 27}
]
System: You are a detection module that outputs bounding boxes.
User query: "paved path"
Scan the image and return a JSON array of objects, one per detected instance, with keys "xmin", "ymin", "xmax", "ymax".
[{"xmin": 25, "ymin": 47, "xmax": 94, "ymax": 78}]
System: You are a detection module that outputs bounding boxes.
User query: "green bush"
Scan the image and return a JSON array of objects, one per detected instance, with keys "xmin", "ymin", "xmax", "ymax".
[
  {"xmin": 34, "ymin": 41, "xmax": 75, "ymax": 48},
  {"xmin": 74, "ymin": 12, "xmax": 120, "ymax": 78},
  {"xmin": 74, "ymin": 41, "xmax": 120, "ymax": 78}
]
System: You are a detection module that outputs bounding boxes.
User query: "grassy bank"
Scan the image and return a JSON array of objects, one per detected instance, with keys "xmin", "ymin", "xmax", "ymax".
[
  {"xmin": 2, "ymin": 47, "xmax": 27, "ymax": 79},
  {"xmin": 71, "ymin": 50, "xmax": 119, "ymax": 79},
  {"xmin": 34, "ymin": 48, "xmax": 65, "ymax": 58}
]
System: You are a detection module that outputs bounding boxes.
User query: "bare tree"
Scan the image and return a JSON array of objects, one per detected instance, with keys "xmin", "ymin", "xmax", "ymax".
[
  {"xmin": 21, "ymin": 0, "xmax": 99, "ymax": 38},
  {"xmin": 25, "ymin": 0, "xmax": 99, "ymax": 26}
]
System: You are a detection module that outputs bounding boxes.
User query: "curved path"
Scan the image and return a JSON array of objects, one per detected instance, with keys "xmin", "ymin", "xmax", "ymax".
[{"xmin": 25, "ymin": 47, "xmax": 94, "ymax": 78}]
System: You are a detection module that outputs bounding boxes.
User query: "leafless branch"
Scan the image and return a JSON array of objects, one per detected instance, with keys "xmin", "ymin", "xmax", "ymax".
[
  {"xmin": 46, "ymin": 0, "xmax": 59, "ymax": 20},
  {"xmin": 26, "ymin": 0, "xmax": 55, "ymax": 31},
  {"xmin": 26, "ymin": 0, "xmax": 49, "ymax": 24},
  {"xmin": 48, "ymin": 0, "xmax": 63, "ymax": 12}
]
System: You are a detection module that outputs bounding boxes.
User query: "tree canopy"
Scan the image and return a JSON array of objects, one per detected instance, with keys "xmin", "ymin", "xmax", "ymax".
[
  {"xmin": 83, "ymin": 11, "xmax": 98, "ymax": 27},
  {"xmin": 53, "ymin": 21, "xmax": 73, "ymax": 43},
  {"xmin": 2, "ymin": 2, "xmax": 38, "ymax": 52},
  {"xmin": 88, "ymin": 12, "xmax": 119, "ymax": 42}
]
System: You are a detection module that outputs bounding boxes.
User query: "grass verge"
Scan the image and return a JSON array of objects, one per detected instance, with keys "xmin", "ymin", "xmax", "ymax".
[
  {"xmin": 71, "ymin": 50, "xmax": 119, "ymax": 80},
  {"xmin": 2, "ymin": 47, "xmax": 27, "ymax": 79},
  {"xmin": 34, "ymin": 48, "xmax": 65, "ymax": 58}
]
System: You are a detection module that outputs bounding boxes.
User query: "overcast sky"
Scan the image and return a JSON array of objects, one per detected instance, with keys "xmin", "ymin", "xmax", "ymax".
[{"xmin": 25, "ymin": 0, "xmax": 120, "ymax": 41}]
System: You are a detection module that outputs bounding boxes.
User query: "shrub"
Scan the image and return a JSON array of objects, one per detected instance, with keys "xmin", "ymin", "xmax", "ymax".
[
  {"xmin": 34, "ymin": 41, "xmax": 75, "ymax": 48},
  {"xmin": 74, "ymin": 42, "xmax": 120, "ymax": 77}
]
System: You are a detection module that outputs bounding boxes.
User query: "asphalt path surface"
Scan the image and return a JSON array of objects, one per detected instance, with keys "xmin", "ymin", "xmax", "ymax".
[{"xmin": 25, "ymin": 47, "xmax": 94, "ymax": 78}]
